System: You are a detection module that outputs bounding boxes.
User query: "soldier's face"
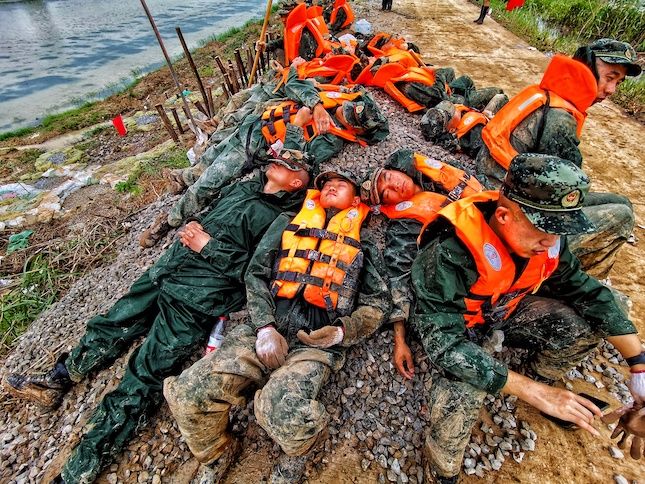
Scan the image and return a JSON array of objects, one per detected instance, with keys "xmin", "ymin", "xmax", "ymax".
[
  {"xmin": 493, "ymin": 203, "xmax": 559, "ymax": 258},
  {"xmin": 377, "ymin": 170, "xmax": 421, "ymax": 205},
  {"xmin": 594, "ymin": 60, "xmax": 627, "ymax": 103},
  {"xmin": 320, "ymin": 177, "xmax": 359, "ymax": 209},
  {"xmin": 266, "ymin": 163, "xmax": 308, "ymax": 192}
]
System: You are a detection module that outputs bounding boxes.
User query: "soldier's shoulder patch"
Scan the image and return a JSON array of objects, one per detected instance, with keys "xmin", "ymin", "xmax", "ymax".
[
  {"xmin": 483, "ymin": 243, "xmax": 502, "ymax": 271},
  {"xmin": 395, "ymin": 201, "xmax": 413, "ymax": 211}
]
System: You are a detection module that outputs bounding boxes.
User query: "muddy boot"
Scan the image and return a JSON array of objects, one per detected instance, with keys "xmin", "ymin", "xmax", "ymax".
[
  {"xmin": 190, "ymin": 438, "xmax": 241, "ymax": 484},
  {"xmin": 163, "ymin": 168, "xmax": 188, "ymax": 195},
  {"xmin": 3, "ymin": 353, "xmax": 72, "ymax": 409},
  {"xmin": 474, "ymin": 5, "xmax": 489, "ymax": 24},
  {"xmin": 269, "ymin": 455, "xmax": 308, "ymax": 484},
  {"xmin": 423, "ymin": 461, "xmax": 459, "ymax": 484},
  {"xmin": 139, "ymin": 211, "xmax": 172, "ymax": 248}
]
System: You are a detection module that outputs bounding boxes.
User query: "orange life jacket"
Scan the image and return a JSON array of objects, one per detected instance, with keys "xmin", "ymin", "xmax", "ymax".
[
  {"xmin": 382, "ymin": 67, "xmax": 442, "ymax": 112},
  {"xmin": 260, "ymin": 93, "xmax": 367, "ymax": 147},
  {"xmin": 367, "ymin": 33, "xmax": 408, "ymax": 57},
  {"xmin": 295, "ymin": 55, "xmax": 358, "ymax": 85},
  {"xmin": 284, "ymin": 3, "xmax": 333, "ymax": 63},
  {"xmin": 481, "ymin": 55, "xmax": 596, "ymax": 170},
  {"xmin": 438, "ymin": 191, "xmax": 561, "ymax": 327},
  {"xmin": 271, "ymin": 189, "xmax": 369, "ymax": 314},
  {"xmin": 454, "ymin": 105, "xmax": 489, "ymax": 139},
  {"xmin": 378, "ymin": 153, "xmax": 483, "ymax": 230},
  {"xmin": 330, "ymin": 0, "xmax": 355, "ymax": 30}
]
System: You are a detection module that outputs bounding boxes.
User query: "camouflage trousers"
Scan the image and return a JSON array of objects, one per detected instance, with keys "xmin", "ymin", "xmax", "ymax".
[
  {"xmin": 569, "ymin": 192, "xmax": 634, "ymax": 280},
  {"xmin": 424, "ymin": 295, "xmax": 601, "ymax": 478},
  {"xmin": 60, "ymin": 271, "xmax": 233, "ymax": 484},
  {"xmin": 164, "ymin": 324, "xmax": 345, "ymax": 464}
]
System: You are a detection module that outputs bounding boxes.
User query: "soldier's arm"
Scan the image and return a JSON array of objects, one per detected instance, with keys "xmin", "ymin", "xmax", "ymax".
[
  {"xmin": 536, "ymin": 109, "xmax": 584, "ymax": 167},
  {"xmin": 538, "ymin": 238, "xmax": 636, "ymax": 337},
  {"xmin": 279, "ymin": 67, "xmax": 323, "ymax": 110},
  {"xmin": 338, "ymin": 231, "xmax": 392, "ymax": 346},
  {"xmin": 245, "ymin": 214, "xmax": 292, "ymax": 331},
  {"xmin": 304, "ymin": 134, "xmax": 345, "ymax": 166},
  {"xmin": 412, "ymin": 237, "xmax": 509, "ymax": 394}
]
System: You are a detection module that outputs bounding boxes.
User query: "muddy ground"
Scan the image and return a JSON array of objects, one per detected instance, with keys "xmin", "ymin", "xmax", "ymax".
[{"xmin": 0, "ymin": 0, "xmax": 643, "ymax": 483}]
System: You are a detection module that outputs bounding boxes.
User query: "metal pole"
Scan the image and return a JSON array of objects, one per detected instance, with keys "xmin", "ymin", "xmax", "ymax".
[
  {"xmin": 176, "ymin": 26, "xmax": 212, "ymax": 117},
  {"xmin": 139, "ymin": 0, "xmax": 200, "ymax": 135}
]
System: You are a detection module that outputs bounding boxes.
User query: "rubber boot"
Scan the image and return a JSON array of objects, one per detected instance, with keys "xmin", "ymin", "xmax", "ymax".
[
  {"xmin": 474, "ymin": 5, "xmax": 489, "ymax": 24},
  {"xmin": 3, "ymin": 353, "xmax": 72, "ymax": 409}
]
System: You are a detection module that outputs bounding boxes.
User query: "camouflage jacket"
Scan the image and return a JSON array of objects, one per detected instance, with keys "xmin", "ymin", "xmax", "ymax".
[
  {"xmin": 245, "ymin": 212, "xmax": 391, "ymax": 347},
  {"xmin": 149, "ymin": 172, "xmax": 305, "ymax": 316},
  {"xmin": 411, "ymin": 201, "xmax": 636, "ymax": 394},
  {"xmin": 475, "ymin": 107, "xmax": 584, "ymax": 189}
]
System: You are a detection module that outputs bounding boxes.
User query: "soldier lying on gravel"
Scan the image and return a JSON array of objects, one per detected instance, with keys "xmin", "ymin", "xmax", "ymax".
[
  {"xmin": 2, "ymin": 148, "xmax": 312, "ymax": 484},
  {"xmin": 409, "ymin": 154, "xmax": 645, "ymax": 482},
  {"xmin": 140, "ymin": 66, "xmax": 389, "ymax": 248},
  {"xmin": 473, "ymin": 38, "xmax": 641, "ymax": 279},
  {"xmin": 360, "ymin": 149, "xmax": 484, "ymax": 379},
  {"xmin": 164, "ymin": 170, "xmax": 390, "ymax": 483}
]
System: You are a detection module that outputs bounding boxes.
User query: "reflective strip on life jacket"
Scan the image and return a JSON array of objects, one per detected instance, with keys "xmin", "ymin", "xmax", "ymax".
[
  {"xmin": 438, "ymin": 191, "xmax": 560, "ymax": 327},
  {"xmin": 272, "ymin": 191, "xmax": 369, "ymax": 312},
  {"xmin": 481, "ymin": 84, "xmax": 586, "ymax": 170}
]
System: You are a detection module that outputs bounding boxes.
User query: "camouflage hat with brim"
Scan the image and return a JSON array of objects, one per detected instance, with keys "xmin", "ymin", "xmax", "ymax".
[
  {"xmin": 359, "ymin": 167, "xmax": 385, "ymax": 205},
  {"xmin": 501, "ymin": 153, "xmax": 596, "ymax": 235},
  {"xmin": 314, "ymin": 170, "xmax": 359, "ymax": 190},
  {"xmin": 342, "ymin": 96, "xmax": 387, "ymax": 131},
  {"xmin": 420, "ymin": 101, "xmax": 454, "ymax": 141},
  {"xmin": 589, "ymin": 38, "xmax": 641, "ymax": 77}
]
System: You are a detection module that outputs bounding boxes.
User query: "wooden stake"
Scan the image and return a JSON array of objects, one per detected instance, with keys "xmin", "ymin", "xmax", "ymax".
[
  {"xmin": 170, "ymin": 108, "xmax": 184, "ymax": 134},
  {"xmin": 248, "ymin": 0, "xmax": 273, "ymax": 85},
  {"xmin": 155, "ymin": 104, "xmax": 179, "ymax": 142},
  {"xmin": 235, "ymin": 49, "xmax": 248, "ymax": 87}
]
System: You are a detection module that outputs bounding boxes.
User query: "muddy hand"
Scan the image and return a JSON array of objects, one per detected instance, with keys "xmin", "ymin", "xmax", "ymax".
[
  {"xmin": 297, "ymin": 326, "xmax": 344, "ymax": 348},
  {"xmin": 607, "ymin": 405, "xmax": 645, "ymax": 459}
]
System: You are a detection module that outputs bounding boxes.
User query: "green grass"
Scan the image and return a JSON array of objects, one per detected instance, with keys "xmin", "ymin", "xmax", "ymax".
[
  {"xmin": 0, "ymin": 126, "xmax": 39, "ymax": 142},
  {"xmin": 115, "ymin": 146, "xmax": 190, "ymax": 194},
  {"xmin": 0, "ymin": 255, "xmax": 67, "ymax": 349}
]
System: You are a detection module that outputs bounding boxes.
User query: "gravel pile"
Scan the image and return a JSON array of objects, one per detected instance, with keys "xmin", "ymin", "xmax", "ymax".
[{"xmin": 0, "ymin": 85, "xmax": 636, "ymax": 484}]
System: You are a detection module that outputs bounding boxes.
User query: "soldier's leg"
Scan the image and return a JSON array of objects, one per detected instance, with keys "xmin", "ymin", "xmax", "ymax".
[
  {"xmin": 4, "ymin": 271, "xmax": 160, "ymax": 407},
  {"xmin": 568, "ymin": 192, "xmax": 634, "ymax": 279},
  {"xmin": 425, "ymin": 375, "xmax": 486, "ymax": 479},
  {"xmin": 254, "ymin": 348, "xmax": 340, "ymax": 456},
  {"xmin": 163, "ymin": 324, "xmax": 264, "ymax": 464},
  {"xmin": 502, "ymin": 296, "xmax": 600, "ymax": 380},
  {"xmin": 65, "ymin": 271, "xmax": 161, "ymax": 381},
  {"xmin": 61, "ymin": 291, "xmax": 213, "ymax": 484},
  {"xmin": 167, "ymin": 138, "xmax": 247, "ymax": 227}
]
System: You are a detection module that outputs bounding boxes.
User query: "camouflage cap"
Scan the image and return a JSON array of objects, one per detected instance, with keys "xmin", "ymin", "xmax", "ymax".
[
  {"xmin": 420, "ymin": 101, "xmax": 454, "ymax": 142},
  {"xmin": 342, "ymin": 96, "xmax": 387, "ymax": 131},
  {"xmin": 314, "ymin": 169, "xmax": 360, "ymax": 190},
  {"xmin": 501, "ymin": 153, "xmax": 596, "ymax": 235},
  {"xmin": 359, "ymin": 167, "xmax": 385, "ymax": 205},
  {"xmin": 267, "ymin": 141, "xmax": 312, "ymax": 172},
  {"xmin": 588, "ymin": 38, "xmax": 641, "ymax": 77}
]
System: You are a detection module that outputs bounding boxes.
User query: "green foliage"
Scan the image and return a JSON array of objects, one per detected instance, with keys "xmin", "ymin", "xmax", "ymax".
[
  {"xmin": 0, "ymin": 255, "xmax": 66, "ymax": 349},
  {"xmin": 40, "ymin": 102, "xmax": 109, "ymax": 132},
  {"xmin": 0, "ymin": 126, "xmax": 39, "ymax": 142},
  {"xmin": 199, "ymin": 65, "xmax": 215, "ymax": 78}
]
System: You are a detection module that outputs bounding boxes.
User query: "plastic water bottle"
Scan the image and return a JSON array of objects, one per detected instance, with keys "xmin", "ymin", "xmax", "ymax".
[{"xmin": 205, "ymin": 316, "xmax": 228, "ymax": 354}]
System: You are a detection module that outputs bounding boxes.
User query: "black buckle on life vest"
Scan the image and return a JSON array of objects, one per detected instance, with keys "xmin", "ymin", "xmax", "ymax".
[{"xmin": 291, "ymin": 227, "xmax": 362, "ymax": 250}]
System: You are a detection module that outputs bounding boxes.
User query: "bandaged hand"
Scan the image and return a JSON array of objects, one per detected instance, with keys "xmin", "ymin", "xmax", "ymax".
[
  {"xmin": 255, "ymin": 326, "xmax": 289, "ymax": 369},
  {"xmin": 603, "ymin": 404, "xmax": 645, "ymax": 459},
  {"xmin": 297, "ymin": 326, "xmax": 344, "ymax": 348},
  {"xmin": 178, "ymin": 221, "xmax": 211, "ymax": 253},
  {"xmin": 629, "ymin": 371, "xmax": 645, "ymax": 406}
]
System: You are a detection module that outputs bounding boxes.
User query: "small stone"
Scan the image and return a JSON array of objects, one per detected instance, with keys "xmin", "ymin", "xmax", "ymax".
[
  {"xmin": 106, "ymin": 474, "xmax": 118, "ymax": 484},
  {"xmin": 387, "ymin": 469, "xmax": 397, "ymax": 482},
  {"xmin": 362, "ymin": 459, "xmax": 371, "ymax": 471},
  {"xmin": 463, "ymin": 458, "xmax": 476, "ymax": 469},
  {"xmin": 391, "ymin": 458, "xmax": 401, "ymax": 475},
  {"xmin": 614, "ymin": 475, "xmax": 629, "ymax": 484},
  {"xmin": 609, "ymin": 447, "xmax": 624, "ymax": 459}
]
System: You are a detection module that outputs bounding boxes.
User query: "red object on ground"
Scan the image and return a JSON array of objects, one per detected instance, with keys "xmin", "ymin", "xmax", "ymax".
[
  {"xmin": 506, "ymin": 0, "xmax": 526, "ymax": 11},
  {"xmin": 112, "ymin": 115, "xmax": 127, "ymax": 136}
]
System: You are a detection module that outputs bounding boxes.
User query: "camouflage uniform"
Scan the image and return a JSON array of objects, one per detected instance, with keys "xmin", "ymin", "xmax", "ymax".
[
  {"xmin": 411, "ymin": 154, "xmax": 636, "ymax": 479},
  {"xmin": 167, "ymin": 70, "xmax": 388, "ymax": 227},
  {"xmin": 164, "ymin": 211, "xmax": 390, "ymax": 463},
  {"xmin": 59, "ymin": 173, "xmax": 305, "ymax": 483}
]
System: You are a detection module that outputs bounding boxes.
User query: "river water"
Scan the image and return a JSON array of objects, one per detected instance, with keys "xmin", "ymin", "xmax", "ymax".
[{"xmin": 0, "ymin": 0, "xmax": 267, "ymax": 133}]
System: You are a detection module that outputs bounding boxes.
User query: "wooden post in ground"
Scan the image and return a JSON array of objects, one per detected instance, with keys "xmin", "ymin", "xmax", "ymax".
[
  {"xmin": 248, "ymin": 0, "xmax": 273, "ymax": 85},
  {"xmin": 155, "ymin": 104, "xmax": 180, "ymax": 142},
  {"xmin": 170, "ymin": 108, "xmax": 184, "ymax": 134}
]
